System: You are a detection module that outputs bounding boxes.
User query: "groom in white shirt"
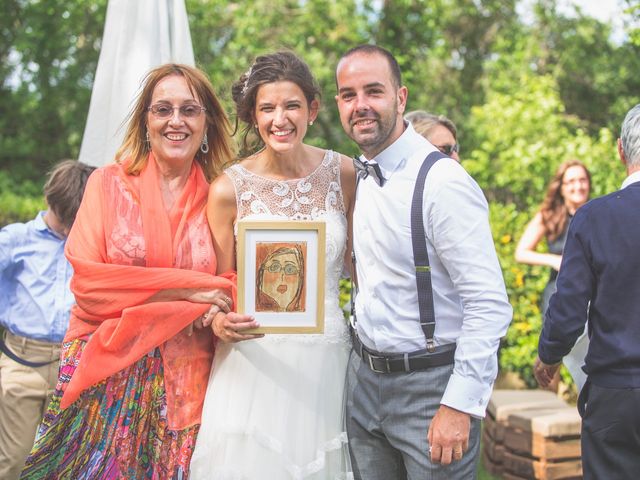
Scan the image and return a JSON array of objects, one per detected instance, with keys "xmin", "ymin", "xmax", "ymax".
[{"xmin": 335, "ymin": 44, "xmax": 512, "ymax": 479}]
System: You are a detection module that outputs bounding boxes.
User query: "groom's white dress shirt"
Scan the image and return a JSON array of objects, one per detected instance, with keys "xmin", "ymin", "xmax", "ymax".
[{"xmin": 353, "ymin": 123, "xmax": 512, "ymax": 417}]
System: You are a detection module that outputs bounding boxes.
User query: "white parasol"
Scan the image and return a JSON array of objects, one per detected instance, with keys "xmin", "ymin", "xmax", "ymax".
[{"xmin": 78, "ymin": 0, "xmax": 195, "ymax": 167}]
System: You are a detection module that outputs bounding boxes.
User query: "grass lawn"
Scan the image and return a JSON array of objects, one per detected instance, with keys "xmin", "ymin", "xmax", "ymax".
[{"xmin": 478, "ymin": 462, "xmax": 501, "ymax": 479}]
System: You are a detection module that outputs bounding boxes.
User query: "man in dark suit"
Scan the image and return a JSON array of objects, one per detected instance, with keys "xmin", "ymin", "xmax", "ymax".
[{"xmin": 534, "ymin": 103, "xmax": 640, "ymax": 480}]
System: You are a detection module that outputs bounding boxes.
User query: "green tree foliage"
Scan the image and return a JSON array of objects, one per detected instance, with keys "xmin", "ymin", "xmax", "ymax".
[
  {"xmin": 625, "ymin": 0, "xmax": 640, "ymax": 46},
  {"xmin": 187, "ymin": 0, "xmax": 371, "ymax": 156},
  {"xmin": 489, "ymin": 202, "xmax": 545, "ymax": 387},
  {"xmin": 466, "ymin": 74, "xmax": 621, "ymax": 208},
  {"xmin": 526, "ymin": 1, "xmax": 640, "ymax": 135},
  {"xmin": 467, "ymin": 70, "xmax": 623, "ymax": 386},
  {"xmin": 0, "ymin": 0, "xmax": 107, "ymax": 177},
  {"xmin": 0, "ymin": 170, "xmax": 43, "ymax": 227},
  {"xmin": 375, "ymin": 0, "xmax": 520, "ymax": 124}
]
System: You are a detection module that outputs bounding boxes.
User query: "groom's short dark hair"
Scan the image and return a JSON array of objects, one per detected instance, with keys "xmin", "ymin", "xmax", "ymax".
[{"xmin": 337, "ymin": 45, "xmax": 402, "ymax": 88}]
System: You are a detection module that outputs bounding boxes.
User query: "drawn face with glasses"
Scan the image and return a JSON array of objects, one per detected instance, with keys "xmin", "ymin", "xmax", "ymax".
[
  {"xmin": 265, "ymin": 260, "xmax": 300, "ymax": 276},
  {"xmin": 256, "ymin": 245, "xmax": 305, "ymax": 312},
  {"xmin": 146, "ymin": 74, "xmax": 207, "ymax": 165}
]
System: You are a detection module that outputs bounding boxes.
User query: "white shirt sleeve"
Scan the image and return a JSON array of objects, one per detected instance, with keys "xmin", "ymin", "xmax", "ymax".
[{"xmin": 425, "ymin": 163, "xmax": 512, "ymax": 417}]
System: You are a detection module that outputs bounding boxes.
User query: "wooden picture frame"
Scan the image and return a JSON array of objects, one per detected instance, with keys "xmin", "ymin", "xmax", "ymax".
[{"xmin": 236, "ymin": 220, "xmax": 326, "ymax": 334}]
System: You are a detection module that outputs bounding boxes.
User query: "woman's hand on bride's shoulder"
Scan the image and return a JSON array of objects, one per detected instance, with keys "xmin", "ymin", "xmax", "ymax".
[{"xmin": 212, "ymin": 311, "xmax": 264, "ymax": 343}]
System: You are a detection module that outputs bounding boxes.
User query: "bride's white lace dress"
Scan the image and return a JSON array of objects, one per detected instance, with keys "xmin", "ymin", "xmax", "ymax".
[{"xmin": 190, "ymin": 150, "xmax": 352, "ymax": 479}]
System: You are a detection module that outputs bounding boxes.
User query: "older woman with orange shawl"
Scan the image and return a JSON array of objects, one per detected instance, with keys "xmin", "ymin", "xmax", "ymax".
[{"xmin": 21, "ymin": 64, "xmax": 253, "ymax": 479}]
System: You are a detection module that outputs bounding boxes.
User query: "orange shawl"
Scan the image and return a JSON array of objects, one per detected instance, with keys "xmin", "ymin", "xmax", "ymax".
[{"xmin": 61, "ymin": 154, "xmax": 234, "ymax": 429}]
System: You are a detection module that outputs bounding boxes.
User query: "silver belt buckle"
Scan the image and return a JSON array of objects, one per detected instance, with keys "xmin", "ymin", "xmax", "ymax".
[{"xmin": 367, "ymin": 352, "xmax": 390, "ymax": 373}]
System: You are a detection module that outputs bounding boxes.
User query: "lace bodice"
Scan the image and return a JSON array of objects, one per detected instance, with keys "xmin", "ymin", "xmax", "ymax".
[
  {"xmin": 227, "ymin": 150, "xmax": 345, "ymax": 220},
  {"xmin": 225, "ymin": 150, "xmax": 349, "ymax": 344}
]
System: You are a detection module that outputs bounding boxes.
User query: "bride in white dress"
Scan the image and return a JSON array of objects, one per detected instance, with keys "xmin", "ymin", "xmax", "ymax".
[{"xmin": 190, "ymin": 52, "xmax": 355, "ymax": 479}]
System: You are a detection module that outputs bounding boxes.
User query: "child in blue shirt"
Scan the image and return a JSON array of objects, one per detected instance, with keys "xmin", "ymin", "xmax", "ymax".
[{"xmin": 0, "ymin": 159, "xmax": 95, "ymax": 479}]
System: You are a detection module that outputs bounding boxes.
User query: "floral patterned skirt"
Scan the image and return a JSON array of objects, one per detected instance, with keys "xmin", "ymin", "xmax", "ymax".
[{"xmin": 21, "ymin": 339, "xmax": 199, "ymax": 480}]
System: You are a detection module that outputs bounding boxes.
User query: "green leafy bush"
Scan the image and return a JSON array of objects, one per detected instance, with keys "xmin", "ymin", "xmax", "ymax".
[
  {"xmin": 0, "ymin": 171, "xmax": 44, "ymax": 227},
  {"xmin": 469, "ymin": 73, "xmax": 622, "ymax": 387},
  {"xmin": 489, "ymin": 202, "xmax": 547, "ymax": 387}
]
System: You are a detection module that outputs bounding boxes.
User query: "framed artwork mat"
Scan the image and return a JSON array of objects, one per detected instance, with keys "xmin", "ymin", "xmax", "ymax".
[{"xmin": 236, "ymin": 220, "xmax": 326, "ymax": 334}]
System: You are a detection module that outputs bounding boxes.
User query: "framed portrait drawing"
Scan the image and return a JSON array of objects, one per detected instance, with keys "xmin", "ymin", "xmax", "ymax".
[{"xmin": 236, "ymin": 220, "xmax": 326, "ymax": 334}]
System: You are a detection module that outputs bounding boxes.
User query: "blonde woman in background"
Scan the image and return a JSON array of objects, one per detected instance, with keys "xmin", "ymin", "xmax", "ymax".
[{"xmin": 405, "ymin": 110, "xmax": 460, "ymax": 162}]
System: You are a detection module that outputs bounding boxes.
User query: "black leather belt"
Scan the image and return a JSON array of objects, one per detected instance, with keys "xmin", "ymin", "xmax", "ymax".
[{"xmin": 350, "ymin": 327, "xmax": 456, "ymax": 374}]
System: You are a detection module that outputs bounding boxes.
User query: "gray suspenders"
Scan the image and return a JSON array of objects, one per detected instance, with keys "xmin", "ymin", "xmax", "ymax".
[
  {"xmin": 350, "ymin": 151, "xmax": 456, "ymax": 373},
  {"xmin": 411, "ymin": 150, "xmax": 446, "ymax": 352}
]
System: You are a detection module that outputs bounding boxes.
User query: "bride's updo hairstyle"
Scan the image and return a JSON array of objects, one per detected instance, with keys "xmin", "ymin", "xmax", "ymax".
[{"xmin": 231, "ymin": 51, "xmax": 321, "ymax": 156}]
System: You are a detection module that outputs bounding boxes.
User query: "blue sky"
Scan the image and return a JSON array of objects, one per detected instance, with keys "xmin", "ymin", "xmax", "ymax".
[
  {"xmin": 568, "ymin": 0, "xmax": 621, "ymax": 21},
  {"xmin": 519, "ymin": 0, "xmax": 623, "ymax": 21},
  {"xmin": 518, "ymin": 0, "xmax": 628, "ymax": 42}
]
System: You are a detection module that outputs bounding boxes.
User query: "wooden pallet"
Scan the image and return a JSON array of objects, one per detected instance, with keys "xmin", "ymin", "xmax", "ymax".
[
  {"xmin": 488, "ymin": 390, "xmax": 567, "ymax": 424},
  {"xmin": 507, "ymin": 408, "xmax": 581, "ymax": 438},
  {"xmin": 483, "ymin": 430, "xmax": 506, "ymax": 464},
  {"xmin": 503, "ymin": 451, "xmax": 582, "ymax": 480},
  {"xmin": 484, "ymin": 410, "xmax": 506, "ymax": 442},
  {"xmin": 485, "ymin": 389, "xmax": 583, "ymax": 479},
  {"xmin": 482, "ymin": 449, "xmax": 503, "ymax": 477},
  {"xmin": 501, "ymin": 473, "xmax": 581, "ymax": 480},
  {"xmin": 504, "ymin": 427, "xmax": 580, "ymax": 460}
]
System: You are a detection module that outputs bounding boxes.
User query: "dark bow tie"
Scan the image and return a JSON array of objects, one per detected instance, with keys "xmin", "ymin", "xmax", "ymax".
[{"xmin": 353, "ymin": 156, "xmax": 386, "ymax": 186}]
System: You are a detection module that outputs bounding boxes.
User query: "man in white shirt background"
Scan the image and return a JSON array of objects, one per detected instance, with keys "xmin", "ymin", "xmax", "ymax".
[{"xmin": 335, "ymin": 44, "xmax": 512, "ymax": 479}]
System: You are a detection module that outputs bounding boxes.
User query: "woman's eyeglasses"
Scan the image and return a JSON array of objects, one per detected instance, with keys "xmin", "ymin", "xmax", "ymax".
[
  {"xmin": 147, "ymin": 104, "xmax": 206, "ymax": 118},
  {"xmin": 435, "ymin": 143, "xmax": 459, "ymax": 156},
  {"xmin": 562, "ymin": 178, "xmax": 589, "ymax": 186}
]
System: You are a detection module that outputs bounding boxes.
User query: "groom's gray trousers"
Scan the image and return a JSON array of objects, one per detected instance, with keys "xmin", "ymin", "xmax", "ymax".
[{"xmin": 345, "ymin": 349, "xmax": 481, "ymax": 480}]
